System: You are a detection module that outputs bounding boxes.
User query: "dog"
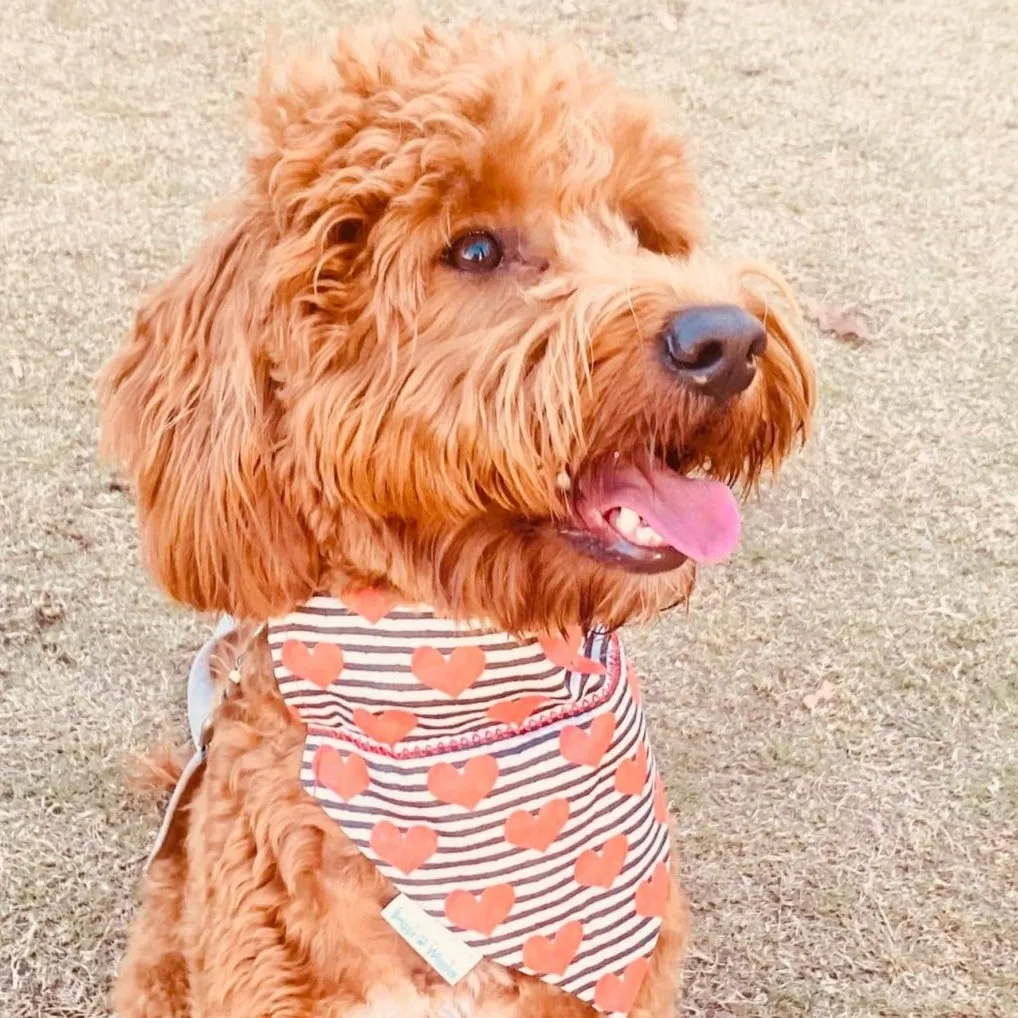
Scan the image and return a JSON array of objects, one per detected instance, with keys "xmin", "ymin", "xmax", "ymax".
[{"xmin": 99, "ymin": 19, "xmax": 813, "ymax": 1018}]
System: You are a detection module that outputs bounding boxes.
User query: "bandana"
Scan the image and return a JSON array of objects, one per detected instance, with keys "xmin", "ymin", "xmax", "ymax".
[{"xmin": 268, "ymin": 595, "xmax": 671, "ymax": 1016}]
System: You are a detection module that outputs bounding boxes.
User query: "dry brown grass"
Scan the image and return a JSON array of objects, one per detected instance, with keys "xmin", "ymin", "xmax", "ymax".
[{"xmin": 1, "ymin": 0, "xmax": 1016, "ymax": 1016}]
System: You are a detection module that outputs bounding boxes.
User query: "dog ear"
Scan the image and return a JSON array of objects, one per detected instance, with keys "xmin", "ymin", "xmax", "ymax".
[
  {"xmin": 99, "ymin": 215, "xmax": 318, "ymax": 619},
  {"xmin": 100, "ymin": 33, "xmax": 422, "ymax": 617}
]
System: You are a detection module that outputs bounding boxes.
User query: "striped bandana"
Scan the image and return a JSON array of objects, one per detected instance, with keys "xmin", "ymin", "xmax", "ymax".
[{"xmin": 268, "ymin": 594, "xmax": 671, "ymax": 1016}]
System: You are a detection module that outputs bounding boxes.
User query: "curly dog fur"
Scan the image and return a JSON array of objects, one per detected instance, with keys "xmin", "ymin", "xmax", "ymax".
[{"xmin": 100, "ymin": 18, "xmax": 813, "ymax": 1018}]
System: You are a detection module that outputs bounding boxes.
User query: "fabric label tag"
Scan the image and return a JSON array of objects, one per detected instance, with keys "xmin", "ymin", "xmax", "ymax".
[{"xmin": 382, "ymin": 894, "xmax": 482, "ymax": 985}]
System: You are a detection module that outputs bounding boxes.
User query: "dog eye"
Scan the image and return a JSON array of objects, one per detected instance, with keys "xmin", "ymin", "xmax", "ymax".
[
  {"xmin": 446, "ymin": 231, "xmax": 503, "ymax": 273},
  {"xmin": 630, "ymin": 216, "xmax": 689, "ymax": 257}
]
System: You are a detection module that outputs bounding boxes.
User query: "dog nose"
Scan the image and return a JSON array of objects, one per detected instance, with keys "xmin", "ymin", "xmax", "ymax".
[{"xmin": 662, "ymin": 305, "xmax": 767, "ymax": 400}]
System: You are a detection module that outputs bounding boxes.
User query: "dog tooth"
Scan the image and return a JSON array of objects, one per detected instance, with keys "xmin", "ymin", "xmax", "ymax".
[
  {"xmin": 556, "ymin": 470, "xmax": 572, "ymax": 491},
  {"xmin": 615, "ymin": 507, "xmax": 641, "ymax": 537},
  {"xmin": 634, "ymin": 524, "xmax": 667, "ymax": 548}
]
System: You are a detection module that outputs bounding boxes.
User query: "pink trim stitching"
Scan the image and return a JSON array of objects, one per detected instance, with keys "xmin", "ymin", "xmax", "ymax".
[{"xmin": 293, "ymin": 634, "xmax": 623, "ymax": 760}]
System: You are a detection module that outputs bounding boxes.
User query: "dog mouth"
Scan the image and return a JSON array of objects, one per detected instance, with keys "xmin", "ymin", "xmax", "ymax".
[{"xmin": 560, "ymin": 463, "xmax": 742, "ymax": 574}]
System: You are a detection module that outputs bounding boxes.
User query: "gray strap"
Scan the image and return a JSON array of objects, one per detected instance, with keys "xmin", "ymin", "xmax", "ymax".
[
  {"xmin": 146, "ymin": 615, "xmax": 237, "ymax": 871},
  {"xmin": 144, "ymin": 747, "xmax": 207, "ymax": 870},
  {"xmin": 186, "ymin": 614, "xmax": 237, "ymax": 749}
]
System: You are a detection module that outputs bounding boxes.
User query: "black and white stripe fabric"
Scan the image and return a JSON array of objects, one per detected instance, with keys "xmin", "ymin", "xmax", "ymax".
[{"xmin": 269, "ymin": 595, "xmax": 670, "ymax": 1016}]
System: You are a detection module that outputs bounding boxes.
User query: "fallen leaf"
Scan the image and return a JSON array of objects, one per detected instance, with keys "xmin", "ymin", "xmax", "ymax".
[
  {"xmin": 804, "ymin": 298, "xmax": 875, "ymax": 346},
  {"xmin": 802, "ymin": 680, "xmax": 837, "ymax": 710}
]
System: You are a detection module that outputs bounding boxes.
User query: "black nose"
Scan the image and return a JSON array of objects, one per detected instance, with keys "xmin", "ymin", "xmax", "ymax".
[{"xmin": 661, "ymin": 305, "xmax": 767, "ymax": 400}]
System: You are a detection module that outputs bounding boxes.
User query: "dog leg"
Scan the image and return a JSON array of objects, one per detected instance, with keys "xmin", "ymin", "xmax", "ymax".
[
  {"xmin": 113, "ymin": 838, "xmax": 193, "ymax": 1018},
  {"xmin": 631, "ymin": 868, "xmax": 689, "ymax": 1018}
]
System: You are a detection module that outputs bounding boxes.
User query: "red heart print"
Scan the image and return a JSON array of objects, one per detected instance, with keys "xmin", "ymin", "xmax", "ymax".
[
  {"xmin": 559, "ymin": 714, "xmax": 616, "ymax": 767},
  {"xmin": 522, "ymin": 920, "xmax": 583, "ymax": 976},
  {"xmin": 427, "ymin": 755, "xmax": 499, "ymax": 809},
  {"xmin": 635, "ymin": 861, "xmax": 670, "ymax": 918},
  {"xmin": 370, "ymin": 821, "xmax": 437, "ymax": 874},
  {"xmin": 654, "ymin": 775, "xmax": 669, "ymax": 825},
  {"xmin": 594, "ymin": 958, "xmax": 649, "ymax": 1014},
  {"xmin": 486, "ymin": 694, "xmax": 548, "ymax": 726},
  {"xmin": 411, "ymin": 645, "xmax": 485, "ymax": 698},
  {"xmin": 311, "ymin": 745, "xmax": 369, "ymax": 801},
  {"xmin": 445, "ymin": 884, "xmax": 515, "ymax": 935},
  {"xmin": 353, "ymin": 708, "xmax": 417, "ymax": 747},
  {"xmin": 575, "ymin": 833, "xmax": 628, "ymax": 888},
  {"xmin": 342, "ymin": 587, "xmax": 398, "ymax": 623},
  {"xmin": 280, "ymin": 640, "xmax": 344, "ymax": 689},
  {"xmin": 504, "ymin": 799, "xmax": 569, "ymax": 852},
  {"xmin": 538, "ymin": 626, "xmax": 606, "ymax": 675},
  {"xmin": 615, "ymin": 744, "xmax": 648, "ymax": 796}
]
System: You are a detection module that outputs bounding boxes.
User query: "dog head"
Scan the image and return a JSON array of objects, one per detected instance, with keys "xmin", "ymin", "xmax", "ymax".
[{"xmin": 100, "ymin": 21, "xmax": 814, "ymax": 633}]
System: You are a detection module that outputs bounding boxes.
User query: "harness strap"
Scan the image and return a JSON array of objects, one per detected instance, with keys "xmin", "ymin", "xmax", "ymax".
[
  {"xmin": 186, "ymin": 614, "xmax": 238, "ymax": 748},
  {"xmin": 145, "ymin": 615, "xmax": 238, "ymax": 870}
]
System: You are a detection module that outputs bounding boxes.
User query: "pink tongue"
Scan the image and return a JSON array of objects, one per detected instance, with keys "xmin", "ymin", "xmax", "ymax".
[{"xmin": 605, "ymin": 468, "xmax": 742, "ymax": 563}]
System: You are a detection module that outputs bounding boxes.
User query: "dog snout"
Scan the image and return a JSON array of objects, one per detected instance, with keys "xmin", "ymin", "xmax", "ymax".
[{"xmin": 661, "ymin": 305, "xmax": 767, "ymax": 400}]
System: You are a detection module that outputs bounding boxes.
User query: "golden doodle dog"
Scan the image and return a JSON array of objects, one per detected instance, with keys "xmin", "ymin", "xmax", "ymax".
[{"xmin": 100, "ymin": 18, "xmax": 813, "ymax": 1018}]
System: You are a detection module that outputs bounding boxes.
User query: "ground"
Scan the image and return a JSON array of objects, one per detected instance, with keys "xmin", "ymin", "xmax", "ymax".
[{"xmin": 1, "ymin": 0, "xmax": 1016, "ymax": 1016}]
